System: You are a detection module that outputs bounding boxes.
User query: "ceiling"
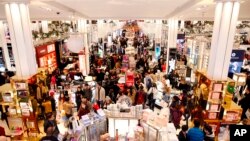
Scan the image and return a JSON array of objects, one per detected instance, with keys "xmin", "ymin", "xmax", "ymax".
[
  {"xmin": 0, "ymin": 0, "xmax": 249, "ymax": 21},
  {"xmin": 176, "ymin": 0, "xmax": 250, "ymax": 20}
]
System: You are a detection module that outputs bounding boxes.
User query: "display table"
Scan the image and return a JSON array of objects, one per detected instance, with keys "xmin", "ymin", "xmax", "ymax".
[
  {"xmin": 105, "ymin": 104, "xmax": 143, "ymax": 138},
  {"xmin": 105, "ymin": 104, "xmax": 178, "ymax": 141},
  {"xmin": 57, "ymin": 112, "xmax": 107, "ymax": 141},
  {"xmin": 141, "ymin": 121, "xmax": 178, "ymax": 141}
]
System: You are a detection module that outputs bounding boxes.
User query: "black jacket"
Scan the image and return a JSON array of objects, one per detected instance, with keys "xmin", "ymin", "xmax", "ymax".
[
  {"xmin": 40, "ymin": 135, "xmax": 58, "ymax": 141},
  {"xmin": 178, "ymin": 131, "xmax": 188, "ymax": 141},
  {"xmin": 239, "ymin": 93, "xmax": 250, "ymax": 110}
]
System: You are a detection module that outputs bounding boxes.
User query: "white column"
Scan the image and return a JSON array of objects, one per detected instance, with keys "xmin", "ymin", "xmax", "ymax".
[
  {"xmin": 155, "ymin": 19, "xmax": 162, "ymax": 43},
  {"xmin": 166, "ymin": 18, "xmax": 178, "ymax": 73},
  {"xmin": 5, "ymin": 2, "xmax": 37, "ymax": 77},
  {"xmin": 0, "ymin": 21, "xmax": 12, "ymax": 70},
  {"xmin": 180, "ymin": 20, "xmax": 185, "ymax": 30},
  {"xmin": 207, "ymin": 1, "xmax": 240, "ymax": 80},
  {"xmin": 77, "ymin": 19, "xmax": 86, "ymax": 33},
  {"xmin": 31, "ymin": 21, "xmax": 39, "ymax": 32},
  {"xmin": 77, "ymin": 19, "xmax": 90, "ymax": 75},
  {"xmin": 41, "ymin": 21, "xmax": 49, "ymax": 33}
]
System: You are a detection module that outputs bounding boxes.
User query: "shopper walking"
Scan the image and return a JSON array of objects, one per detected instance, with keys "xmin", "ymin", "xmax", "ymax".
[
  {"xmin": 63, "ymin": 96, "xmax": 75, "ymax": 119},
  {"xmin": 58, "ymin": 92, "xmax": 65, "ymax": 111},
  {"xmin": 43, "ymin": 112, "xmax": 59, "ymax": 139},
  {"xmin": 82, "ymin": 83, "xmax": 92, "ymax": 102},
  {"xmin": 75, "ymin": 87, "xmax": 83, "ymax": 111},
  {"xmin": 77, "ymin": 101, "xmax": 90, "ymax": 118},
  {"xmin": 36, "ymin": 81, "xmax": 48, "ymax": 102},
  {"xmin": 147, "ymin": 83, "xmax": 158, "ymax": 110},
  {"xmin": 178, "ymin": 125, "xmax": 188, "ymax": 141},
  {"xmin": 95, "ymin": 82, "xmax": 106, "ymax": 108},
  {"xmin": 203, "ymin": 124, "xmax": 215, "ymax": 141},
  {"xmin": 135, "ymin": 85, "xmax": 147, "ymax": 106},
  {"xmin": 187, "ymin": 119, "xmax": 204, "ymax": 141},
  {"xmin": 239, "ymin": 86, "xmax": 250, "ymax": 120},
  {"xmin": 41, "ymin": 123, "xmax": 59, "ymax": 141},
  {"xmin": 199, "ymin": 77, "xmax": 209, "ymax": 110}
]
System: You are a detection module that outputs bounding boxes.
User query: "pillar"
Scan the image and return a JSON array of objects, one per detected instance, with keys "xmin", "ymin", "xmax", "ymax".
[
  {"xmin": 5, "ymin": 1, "xmax": 37, "ymax": 77},
  {"xmin": 41, "ymin": 21, "xmax": 49, "ymax": 33},
  {"xmin": 77, "ymin": 19, "xmax": 90, "ymax": 75},
  {"xmin": 0, "ymin": 21, "xmax": 12, "ymax": 71},
  {"xmin": 207, "ymin": 0, "xmax": 240, "ymax": 80},
  {"xmin": 180, "ymin": 21, "xmax": 185, "ymax": 30},
  {"xmin": 166, "ymin": 18, "xmax": 178, "ymax": 73}
]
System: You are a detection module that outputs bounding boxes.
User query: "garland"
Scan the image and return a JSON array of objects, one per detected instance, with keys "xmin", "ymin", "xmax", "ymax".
[{"xmin": 32, "ymin": 21, "xmax": 71, "ymax": 40}]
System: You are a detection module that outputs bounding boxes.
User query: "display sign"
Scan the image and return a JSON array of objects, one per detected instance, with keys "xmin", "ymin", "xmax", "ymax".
[
  {"xmin": 155, "ymin": 45, "xmax": 161, "ymax": 60},
  {"xmin": 2, "ymin": 92, "xmax": 12, "ymax": 102},
  {"xmin": 47, "ymin": 44, "xmax": 55, "ymax": 53},
  {"xmin": 7, "ymin": 117, "xmax": 24, "ymax": 133},
  {"xmin": 17, "ymin": 90, "xmax": 29, "ymax": 98},
  {"xmin": 229, "ymin": 49, "xmax": 245, "ymax": 74},
  {"xmin": 36, "ymin": 45, "xmax": 48, "ymax": 57},
  {"xmin": 36, "ymin": 43, "xmax": 57, "ymax": 72},
  {"xmin": 213, "ymin": 83, "xmax": 224, "ymax": 92},
  {"xmin": 15, "ymin": 82, "xmax": 26, "ymax": 90}
]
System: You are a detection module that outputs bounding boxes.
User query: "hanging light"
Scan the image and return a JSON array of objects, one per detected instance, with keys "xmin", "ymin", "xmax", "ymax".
[
  {"xmin": 66, "ymin": 33, "xmax": 84, "ymax": 53},
  {"xmin": 66, "ymin": 11, "xmax": 84, "ymax": 53}
]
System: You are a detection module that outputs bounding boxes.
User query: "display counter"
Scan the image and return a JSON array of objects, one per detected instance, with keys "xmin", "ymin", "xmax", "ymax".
[
  {"xmin": 142, "ymin": 122, "xmax": 178, "ymax": 141},
  {"xmin": 105, "ymin": 104, "xmax": 143, "ymax": 138},
  {"xmin": 57, "ymin": 112, "xmax": 107, "ymax": 141},
  {"xmin": 105, "ymin": 103, "xmax": 178, "ymax": 141},
  {"xmin": 221, "ymin": 101, "xmax": 242, "ymax": 123}
]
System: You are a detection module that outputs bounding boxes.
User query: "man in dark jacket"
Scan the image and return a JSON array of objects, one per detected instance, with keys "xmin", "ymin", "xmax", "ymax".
[
  {"xmin": 239, "ymin": 87, "xmax": 250, "ymax": 119},
  {"xmin": 178, "ymin": 125, "xmax": 188, "ymax": 141},
  {"xmin": 40, "ymin": 123, "xmax": 59, "ymax": 141},
  {"xmin": 43, "ymin": 112, "xmax": 59, "ymax": 138},
  {"xmin": 82, "ymin": 83, "xmax": 92, "ymax": 101}
]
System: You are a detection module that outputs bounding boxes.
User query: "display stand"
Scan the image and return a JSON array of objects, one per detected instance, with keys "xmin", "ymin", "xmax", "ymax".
[
  {"xmin": 9, "ymin": 75, "xmax": 39, "ymax": 138},
  {"xmin": 0, "ymin": 84, "xmax": 15, "ymax": 113},
  {"xmin": 79, "ymin": 112, "xmax": 107, "ymax": 141},
  {"xmin": 195, "ymin": 71, "xmax": 241, "ymax": 135}
]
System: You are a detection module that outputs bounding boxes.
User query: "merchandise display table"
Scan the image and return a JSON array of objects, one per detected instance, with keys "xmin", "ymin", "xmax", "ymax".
[
  {"xmin": 141, "ymin": 122, "xmax": 178, "ymax": 141},
  {"xmin": 57, "ymin": 112, "xmax": 107, "ymax": 141},
  {"xmin": 105, "ymin": 104, "xmax": 143, "ymax": 138}
]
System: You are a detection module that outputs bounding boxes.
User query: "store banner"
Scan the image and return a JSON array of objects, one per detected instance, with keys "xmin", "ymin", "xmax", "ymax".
[
  {"xmin": 229, "ymin": 49, "xmax": 245, "ymax": 74},
  {"xmin": 155, "ymin": 45, "xmax": 161, "ymax": 60}
]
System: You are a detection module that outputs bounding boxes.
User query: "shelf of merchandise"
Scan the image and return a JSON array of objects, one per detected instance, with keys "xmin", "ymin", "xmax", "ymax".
[{"xmin": 195, "ymin": 71, "xmax": 241, "ymax": 136}]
